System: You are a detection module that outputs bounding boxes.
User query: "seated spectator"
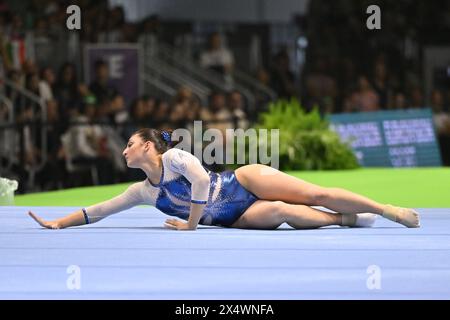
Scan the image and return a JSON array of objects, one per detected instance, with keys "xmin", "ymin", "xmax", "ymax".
[
  {"xmin": 209, "ymin": 91, "xmax": 233, "ymax": 144},
  {"xmin": 256, "ymin": 67, "xmax": 270, "ymax": 87},
  {"xmin": 371, "ymin": 58, "xmax": 393, "ymax": 109},
  {"xmin": 89, "ymin": 59, "xmax": 118, "ymax": 105},
  {"xmin": 305, "ymin": 57, "xmax": 336, "ymax": 113},
  {"xmin": 392, "ymin": 92, "xmax": 408, "ymax": 110},
  {"xmin": 200, "ymin": 32, "xmax": 234, "ymax": 88},
  {"xmin": 409, "ymin": 86, "xmax": 424, "ymax": 109},
  {"xmin": 271, "ymin": 49, "xmax": 297, "ymax": 100},
  {"xmin": 108, "ymin": 93, "xmax": 129, "ymax": 125},
  {"xmin": 138, "ymin": 15, "xmax": 162, "ymax": 58},
  {"xmin": 54, "ymin": 62, "xmax": 81, "ymax": 119},
  {"xmin": 39, "ymin": 67, "xmax": 55, "ymax": 103},
  {"xmin": 142, "ymin": 95, "xmax": 156, "ymax": 120},
  {"xmin": 344, "ymin": 76, "xmax": 380, "ymax": 112},
  {"xmin": 228, "ymin": 90, "xmax": 249, "ymax": 130},
  {"xmin": 35, "ymin": 99, "xmax": 66, "ymax": 190},
  {"xmin": 170, "ymin": 86, "xmax": 196, "ymax": 128},
  {"xmin": 431, "ymin": 89, "xmax": 450, "ymax": 135},
  {"xmin": 64, "ymin": 102, "xmax": 115, "ymax": 185},
  {"xmin": 153, "ymin": 99, "xmax": 171, "ymax": 130},
  {"xmin": 430, "ymin": 89, "xmax": 450, "ymax": 166}
]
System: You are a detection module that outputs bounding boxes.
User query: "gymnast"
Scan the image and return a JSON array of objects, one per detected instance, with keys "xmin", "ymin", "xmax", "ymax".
[{"xmin": 28, "ymin": 128, "xmax": 420, "ymax": 230}]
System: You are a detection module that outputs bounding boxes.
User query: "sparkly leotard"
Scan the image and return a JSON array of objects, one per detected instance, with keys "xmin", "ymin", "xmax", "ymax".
[{"xmin": 84, "ymin": 148, "xmax": 259, "ymax": 227}]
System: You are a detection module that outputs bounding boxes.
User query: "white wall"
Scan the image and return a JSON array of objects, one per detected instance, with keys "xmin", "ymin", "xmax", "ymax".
[{"xmin": 109, "ymin": 0, "xmax": 310, "ymax": 23}]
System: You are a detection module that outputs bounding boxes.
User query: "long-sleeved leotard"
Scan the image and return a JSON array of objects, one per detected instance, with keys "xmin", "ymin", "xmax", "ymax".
[{"xmin": 84, "ymin": 148, "xmax": 259, "ymax": 227}]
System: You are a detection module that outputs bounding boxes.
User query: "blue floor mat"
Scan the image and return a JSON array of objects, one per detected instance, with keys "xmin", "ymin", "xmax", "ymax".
[{"xmin": 1, "ymin": 206, "xmax": 449, "ymax": 299}]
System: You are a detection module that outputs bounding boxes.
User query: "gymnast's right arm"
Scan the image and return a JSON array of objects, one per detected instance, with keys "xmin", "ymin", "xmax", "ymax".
[{"xmin": 28, "ymin": 182, "xmax": 146, "ymax": 229}]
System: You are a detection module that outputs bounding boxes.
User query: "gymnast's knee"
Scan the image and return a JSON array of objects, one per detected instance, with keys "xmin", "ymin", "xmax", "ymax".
[{"xmin": 271, "ymin": 201, "xmax": 290, "ymax": 223}]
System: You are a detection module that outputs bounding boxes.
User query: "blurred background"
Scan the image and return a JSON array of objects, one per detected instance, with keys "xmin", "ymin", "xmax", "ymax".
[{"xmin": 0, "ymin": 0, "xmax": 449, "ymax": 195}]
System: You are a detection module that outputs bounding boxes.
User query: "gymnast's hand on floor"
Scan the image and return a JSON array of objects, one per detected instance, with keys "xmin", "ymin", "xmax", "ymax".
[
  {"xmin": 164, "ymin": 218, "xmax": 196, "ymax": 231},
  {"xmin": 28, "ymin": 211, "xmax": 61, "ymax": 229}
]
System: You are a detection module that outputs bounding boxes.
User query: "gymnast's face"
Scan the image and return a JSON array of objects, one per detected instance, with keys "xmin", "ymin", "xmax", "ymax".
[{"xmin": 123, "ymin": 135, "xmax": 157, "ymax": 168}]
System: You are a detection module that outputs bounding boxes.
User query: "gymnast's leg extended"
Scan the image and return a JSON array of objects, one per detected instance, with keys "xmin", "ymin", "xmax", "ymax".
[
  {"xmin": 234, "ymin": 164, "xmax": 419, "ymax": 228},
  {"xmin": 230, "ymin": 200, "xmax": 374, "ymax": 229}
]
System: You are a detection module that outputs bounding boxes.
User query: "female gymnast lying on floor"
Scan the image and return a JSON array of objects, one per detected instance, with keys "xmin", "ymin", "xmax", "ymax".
[{"xmin": 29, "ymin": 128, "xmax": 420, "ymax": 230}]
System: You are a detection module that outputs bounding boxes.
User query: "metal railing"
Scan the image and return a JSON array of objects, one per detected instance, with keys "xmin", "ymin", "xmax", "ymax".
[
  {"xmin": 155, "ymin": 42, "xmax": 276, "ymax": 113},
  {"xmin": 0, "ymin": 78, "xmax": 48, "ymax": 188},
  {"xmin": 140, "ymin": 73, "xmax": 177, "ymax": 102},
  {"xmin": 144, "ymin": 57, "xmax": 210, "ymax": 107}
]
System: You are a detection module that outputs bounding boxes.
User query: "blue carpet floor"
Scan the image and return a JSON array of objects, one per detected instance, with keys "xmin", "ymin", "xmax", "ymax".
[{"xmin": 1, "ymin": 206, "xmax": 449, "ymax": 299}]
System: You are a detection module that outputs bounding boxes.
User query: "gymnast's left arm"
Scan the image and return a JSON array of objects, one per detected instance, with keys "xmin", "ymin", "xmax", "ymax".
[
  {"xmin": 163, "ymin": 149, "xmax": 210, "ymax": 230},
  {"xmin": 28, "ymin": 182, "xmax": 146, "ymax": 229}
]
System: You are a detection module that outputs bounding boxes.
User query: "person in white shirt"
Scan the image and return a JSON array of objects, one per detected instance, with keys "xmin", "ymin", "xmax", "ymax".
[{"xmin": 200, "ymin": 32, "xmax": 234, "ymax": 78}]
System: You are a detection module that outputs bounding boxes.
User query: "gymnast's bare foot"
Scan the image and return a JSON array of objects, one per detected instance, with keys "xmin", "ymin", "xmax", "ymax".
[{"xmin": 382, "ymin": 205, "xmax": 420, "ymax": 228}]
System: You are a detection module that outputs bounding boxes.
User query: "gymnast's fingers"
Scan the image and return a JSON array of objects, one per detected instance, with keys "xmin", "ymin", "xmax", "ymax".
[
  {"xmin": 164, "ymin": 221, "xmax": 177, "ymax": 229},
  {"xmin": 28, "ymin": 211, "xmax": 47, "ymax": 228}
]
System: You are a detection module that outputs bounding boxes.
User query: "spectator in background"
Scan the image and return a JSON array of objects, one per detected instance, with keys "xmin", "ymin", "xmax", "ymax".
[
  {"xmin": 170, "ymin": 101, "xmax": 187, "ymax": 129},
  {"xmin": 120, "ymin": 22, "xmax": 137, "ymax": 42},
  {"xmin": 54, "ymin": 62, "xmax": 81, "ymax": 119},
  {"xmin": 64, "ymin": 101, "xmax": 115, "ymax": 185},
  {"xmin": 5, "ymin": 14, "xmax": 32, "ymax": 70},
  {"xmin": 431, "ymin": 89, "xmax": 450, "ymax": 133},
  {"xmin": 170, "ymin": 86, "xmax": 197, "ymax": 128},
  {"xmin": 372, "ymin": 58, "xmax": 393, "ymax": 109},
  {"xmin": 202, "ymin": 91, "xmax": 232, "ymax": 172},
  {"xmin": 199, "ymin": 99, "xmax": 214, "ymax": 125},
  {"xmin": 128, "ymin": 98, "xmax": 147, "ymax": 130},
  {"xmin": 125, "ymin": 96, "xmax": 156, "ymax": 141},
  {"xmin": 0, "ymin": 30, "xmax": 11, "ymax": 77},
  {"xmin": 22, "ymin": 59, "xmax": 38, "ymax": 77},
  {"xmin": 185, "ymin": 98, "xmax": 201, "ymax": 132},
  {"xmin": 305, "ymin": 57, "xmax": 337, "ymax": 114},
  {"xmin": 228, "ymin": 90, "xmax": 249, "ymax": 130},
  {"xmin": 256, "ymin": 67, "xmax": 270, "ymax": 88},
  {"xmin": 392, "ymin": 92, "xmax": 408, "ymax": 110},
  {"xmin": 252, "ymin": 67, "xmax": 273, "ymax": 115},
  {"xmin": 32, "ymin": 18, "xmax": 52, "ymax": 68},
  {"xmin": 142, "ymin": 95, "xmax": 156, "ymax": 120},
  {"xmin": 89, "ymin": 60, "xmax": 117, "ymax": 106},
  {"xmin": 25, "ymin": 72, "xmax": 40, "ymax": 96},
  {"xmin": 153, "ymin": 99, "xmax": 171, "ymax": 130},
  {"xmin": 208, "ymin": 91, "xmax": 233, "ymax": 132},
  {"xmin": 138, "ymin": 15, "xmax": 162, "ymax": 58},
  {"xmin": 35, "ymin": 98, "xmax": 66, "ymax": 190},
  {"xmin": 5, "ymin": 69, "xmax": 23, "ymax": 112},
  {"xmin": 209, "ymin": 91, "xmax": 234, "ymax": 156},
  {"xmin": 430, "ymin": 89, "xmax": 450, "ymax": 166},
  {"xmin": 271, "ymin": 49, "xmax": 297, "ymax": 100},
  {"xmin": 107, "ymin": 93, "xmax": 129, "ymax": 126},
  {"xmin": 409, "ymin": 86, "xmax": 424, "ymax": 109},
  {"xmin": 344, "ymin": 76, "xmax": 380, "ymax": 112},
  {"xmin": 98, "ymin": 6, "xmax": 124, "ymax": 43},
  {"xmin": 39, "ymin": 67, "xmax": 55, "ymax": 103},
  {"xmin": 200, "ymin": 32, "xmax": 235, "ymax": 88}
]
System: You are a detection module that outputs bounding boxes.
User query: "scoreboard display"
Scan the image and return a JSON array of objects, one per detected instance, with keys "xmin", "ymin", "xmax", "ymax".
[{"xmin": 328, "ymin": 109, "xmax": 442, "ymax": 167}]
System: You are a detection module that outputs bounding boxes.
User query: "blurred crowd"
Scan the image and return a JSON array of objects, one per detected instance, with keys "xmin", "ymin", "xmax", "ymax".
[
  {"xmin": 302, "ymin": 0, "xmax": 450, "ymax": 165},
  {"xmin": 0, "ymin": 0, "xmax": 449, "ymax": 194}
]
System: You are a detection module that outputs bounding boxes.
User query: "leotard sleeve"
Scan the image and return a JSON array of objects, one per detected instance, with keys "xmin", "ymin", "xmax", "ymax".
[{"xmin": 83, "ymin": 181, "xmax": 148, "ymax": 223}]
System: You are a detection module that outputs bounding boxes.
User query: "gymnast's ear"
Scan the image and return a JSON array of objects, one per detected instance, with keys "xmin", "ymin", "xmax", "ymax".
[{"xmin": 144, "ymin": 140, "xmax": 151, "ymax": 151}]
